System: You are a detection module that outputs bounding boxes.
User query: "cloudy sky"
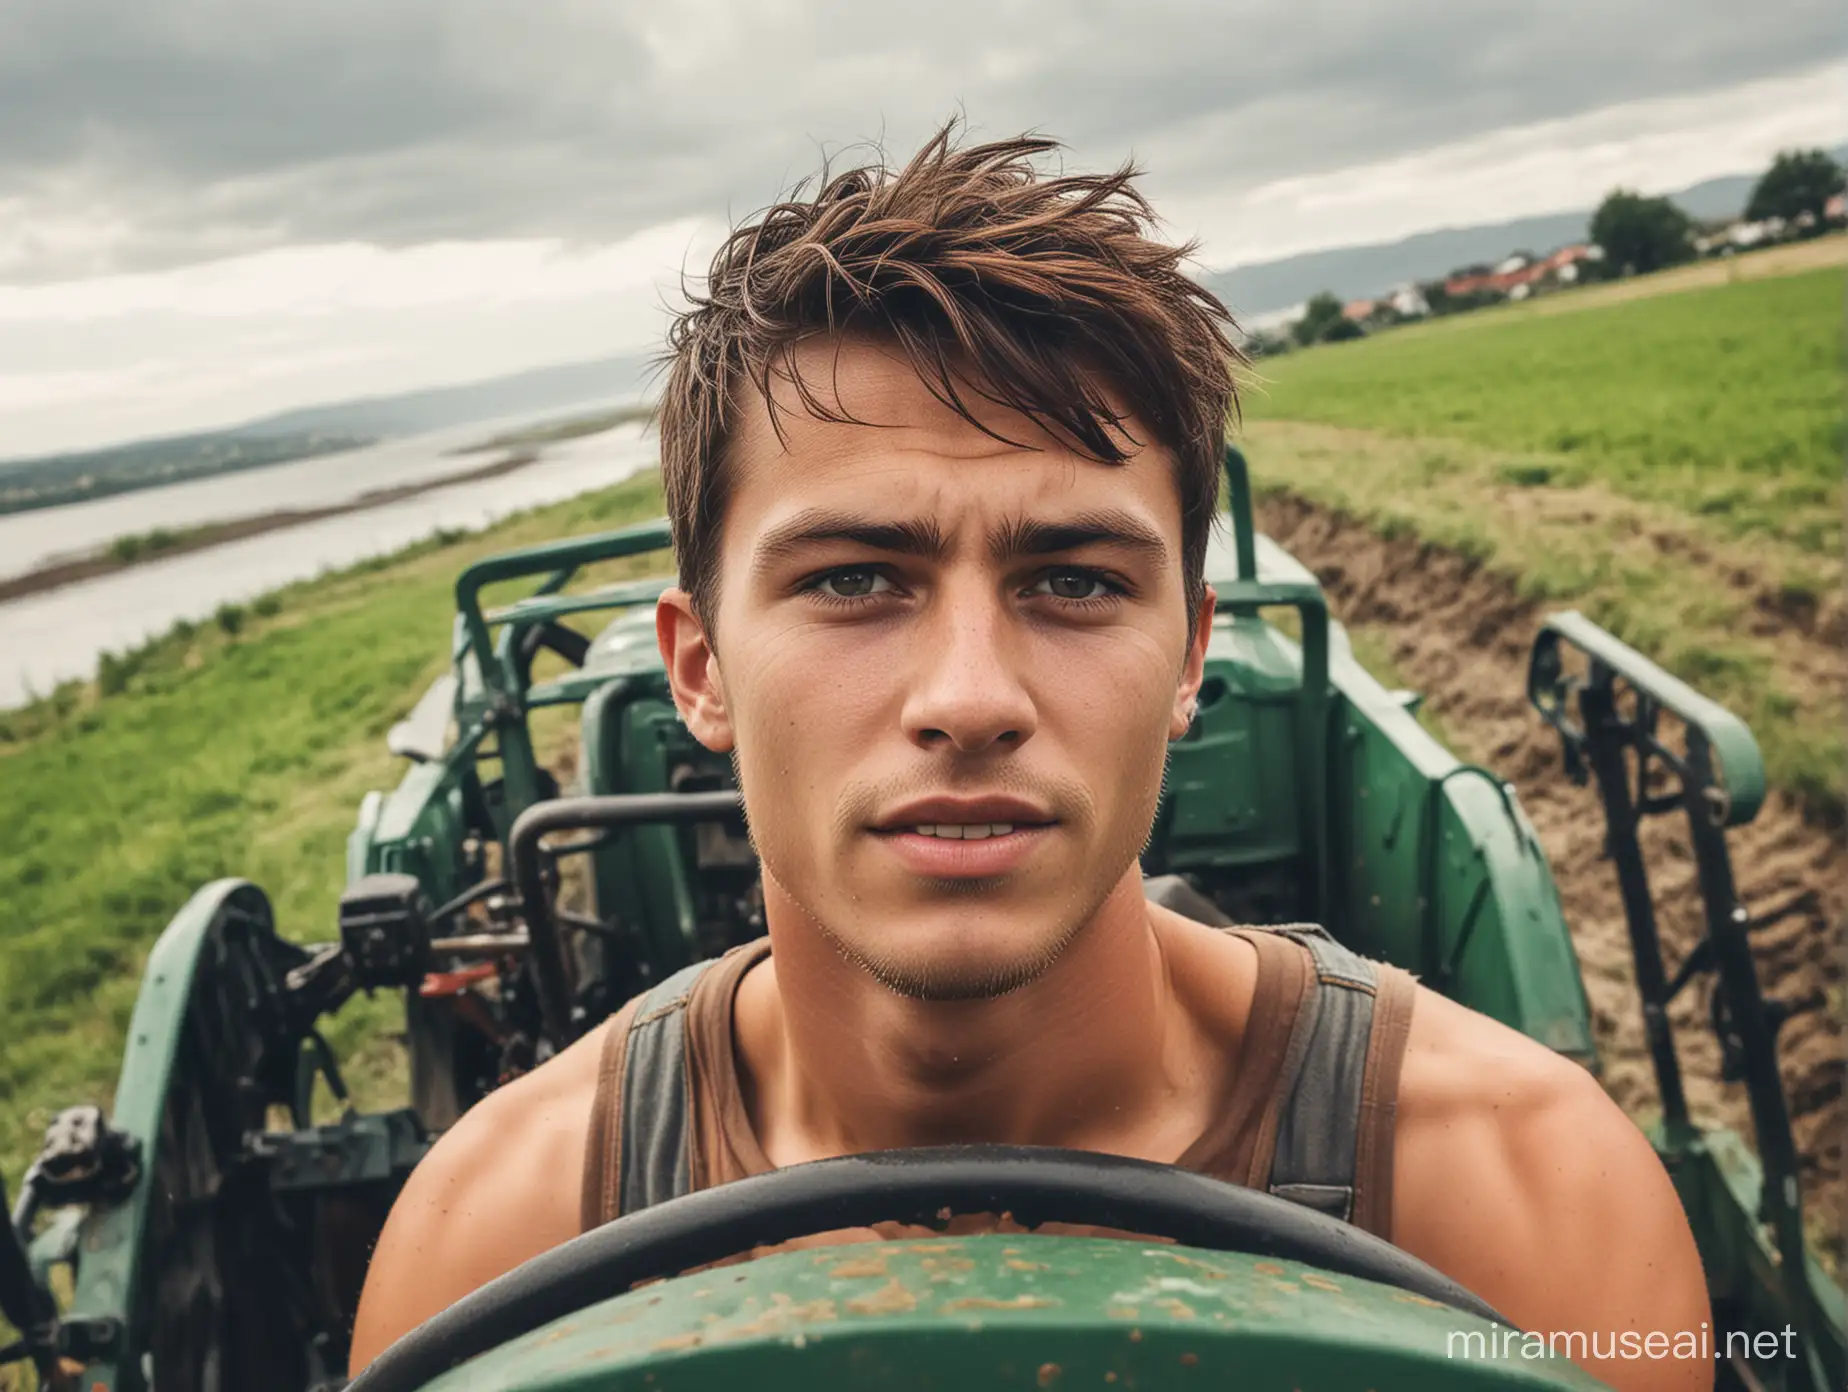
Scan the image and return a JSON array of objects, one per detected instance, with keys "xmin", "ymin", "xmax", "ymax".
[{"xmin": 3, "ymin": 0, "xmax": 1843, "ymax": 457}]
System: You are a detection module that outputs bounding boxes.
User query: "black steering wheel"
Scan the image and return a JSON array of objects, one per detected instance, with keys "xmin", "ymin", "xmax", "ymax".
[{"xmin": 352, "ymin": 1146, "xmax": 1508, "ymax": 1391}]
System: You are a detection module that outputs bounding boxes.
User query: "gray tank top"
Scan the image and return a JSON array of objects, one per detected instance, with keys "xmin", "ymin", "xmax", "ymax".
[{"xmin": 584, "ymin": 874, "xmax": 1416, "ymax": 1239}]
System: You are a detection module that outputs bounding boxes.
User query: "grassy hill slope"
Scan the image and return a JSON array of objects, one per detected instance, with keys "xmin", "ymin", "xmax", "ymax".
[{"xmin": 1241, "ymin": 250, "xmax": 1845, "ymax": 811}]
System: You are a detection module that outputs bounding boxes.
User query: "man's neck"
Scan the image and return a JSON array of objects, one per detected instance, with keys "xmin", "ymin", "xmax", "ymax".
[{"xmin": 732, "ymin": 873, "xmax": 1231, "ymax": 1166}]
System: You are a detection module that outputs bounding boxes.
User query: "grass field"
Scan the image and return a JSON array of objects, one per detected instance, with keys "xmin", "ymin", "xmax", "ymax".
[
  {"xmin": 1247, "ymin": 262, "xmax": 1843, "ymax": 556},
  {"xmin": 1241, "ymin": 250, "xmax": 1845, "ymax": 813}
]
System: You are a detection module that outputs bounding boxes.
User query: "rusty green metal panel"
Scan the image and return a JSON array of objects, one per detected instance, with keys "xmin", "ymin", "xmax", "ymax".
[
  {"xmin": 54, "ymin": 879, "xmax": 278, "ymax": 1392},
  {"xmin": 1179, "ymin": 521, "xmax": 1595, "ymax": 1063},
  {"xmin": 421, "ymin": 1236, "xmax": 1602, "ymax": 1391}
]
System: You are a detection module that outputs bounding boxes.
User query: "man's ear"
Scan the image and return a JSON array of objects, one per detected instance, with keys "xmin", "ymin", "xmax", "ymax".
[
  {"xmin": 1169, "ymin": 583, "xmax": 1216, "ymax": 741},
  {"xmin": 656, "ymin": 588, "xmax": 735, "ymax": 753}
]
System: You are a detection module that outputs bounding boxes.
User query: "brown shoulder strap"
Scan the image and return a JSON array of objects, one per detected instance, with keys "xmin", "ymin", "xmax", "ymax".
[
  {"xmin": 1350, "ymin": 962, "xmax": 1418, "ymax": 1240},
  {"xmin": 1251, "ymin": 925, "xmax": 1417, "ymax": 1242},
  {"xmin": 579, "ymin": 994, "xmax": 642, "ymax": 1233},
  {"xmin": 578, "ymin": 942, "xmax": 769, "ymax": 1231}
]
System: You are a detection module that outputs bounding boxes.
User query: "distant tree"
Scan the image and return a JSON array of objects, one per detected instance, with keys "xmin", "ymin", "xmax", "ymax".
[
  {"xmin": 1242, "ymin": 328, "xmax": 1292, "ymax": 358},
  {"xmin": 1590, "ymin": 190, "xmax": 1695, "ymax": 276},
  {"xmin": 1320, "ymin": 316, "xmax": 1365, "ymax": 342},
  {"xmin": 1746, "ymin": 149, "xmax": 1845, "ymax": 226},
  {"xmin": 1291, "ymin": 291, "xmax": 1350, "ymax": 346}
]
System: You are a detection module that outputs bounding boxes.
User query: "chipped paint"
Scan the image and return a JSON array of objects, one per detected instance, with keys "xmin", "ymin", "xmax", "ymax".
[
  {"xmin": 1036, "ymin": 1361, "xmax": 1062, "ymax": 1387},
  {"xmin": 1146, "ymin": 1250, "xmax": 1229, "ymax": 1278},
  {"xmin": 415, "ymin": 1235, "xmax": 1597, "ymax": 1389},
  {"xmin": 845, "ymin": 1278, "xmax": 919, "ymax": 1316},
  {"xmin": 938, "ymin": 1294, "xmax": 1058, "ymax": 1313},
  {"xmin": 715, "ymin": 1292, "xmax": 843, "ymax": 1342},
  {"xmin": 919, "ymin": 1254, "xmax": 977, "ymax": 1274},
  {"xmin": 829, "ymin": 1255, "xmax": 890, "ymax": 1279}
]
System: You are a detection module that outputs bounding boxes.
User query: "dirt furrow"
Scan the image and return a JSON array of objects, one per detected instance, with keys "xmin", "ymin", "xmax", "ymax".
[{"xmin": 1256, "ymin": 492, "xmax": 1846, "ymax": 1266}]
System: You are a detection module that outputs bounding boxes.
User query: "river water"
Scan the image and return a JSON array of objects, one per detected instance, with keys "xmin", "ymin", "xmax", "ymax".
[{"xmin": 0, "ymin": 407, "xmax": 661, "ymax": 709}]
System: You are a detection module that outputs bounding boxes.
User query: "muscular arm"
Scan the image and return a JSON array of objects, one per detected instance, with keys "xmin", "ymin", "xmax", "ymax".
[
  {"xmin": 1392, "ymin": 988, "xmax": 1711, "ymax": 1392},
  {"xmin": 347, "ymin": 1022, "xmax": 611, "ymax": 1374}
]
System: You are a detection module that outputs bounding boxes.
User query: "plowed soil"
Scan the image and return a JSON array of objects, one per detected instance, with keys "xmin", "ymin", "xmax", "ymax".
[{"xmin": 1255, "ymin": 492, "xmax": 1846, "ymax": 1269}]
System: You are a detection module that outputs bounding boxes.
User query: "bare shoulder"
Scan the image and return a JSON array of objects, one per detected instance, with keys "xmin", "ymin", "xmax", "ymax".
[
  {"xmin": 1392, "ymin": 985, "xmax": 1711, "ymax": 1392},
  {"xmin": 348, "ymin": 1015, "xmax": 618, "ymax": 1373}
]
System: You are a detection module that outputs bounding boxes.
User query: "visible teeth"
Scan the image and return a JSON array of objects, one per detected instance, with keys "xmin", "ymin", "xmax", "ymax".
[{"xmin": 914, "ymin": 823, "xmax": 1014, "ymax": 839}]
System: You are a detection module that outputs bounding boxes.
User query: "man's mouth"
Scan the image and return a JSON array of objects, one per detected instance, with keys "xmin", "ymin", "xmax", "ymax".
[
  {"xmin": 906, "ymin": 822, "xmax": 1018, "ymax": 840},
  {"xmin": 870, "ymin": 822, "xmax": 1055, "ymax": 877}
]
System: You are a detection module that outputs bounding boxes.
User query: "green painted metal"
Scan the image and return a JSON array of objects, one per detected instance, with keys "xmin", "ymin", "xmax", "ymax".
[
  {"xmin": 55, "ymin": 879, "xmax": 279, "ymax": 1392},
  {"xmin": 453, "ymin": 519, "xmax": 675, "ymax": 702},
  {"xmin": 1527, "ymin": 612, "xmax": 1843, "ymax": 1389},
  {"xmin": 1209, "ymin": 578, "xmax": 1331, "ymax": 924},
  {"xmin": 1531, "ymin": 611, "xmax": 1765, "ymax": 827},
  {"xmin": 1157, "ymin": 522, "xmax": 1595, "ymax": 1059},
  {"xmin": 1659, "ymin": 1125, "xmax": 1845, "ymax": 1391},
  {"xmin": 451, "ymin": 519, "xmax": 675, "ymax": 817},
  {"xmin": 420, "ymin": 1236, "xmax": 1600, "ymax": 1391},
  {"xmin": 1222, "ymin": 444, "xmax": 1260, "ymax": 581},
  {"xmin": 484, "ymin": 576, "xmax": 677, "ymax": 626}
]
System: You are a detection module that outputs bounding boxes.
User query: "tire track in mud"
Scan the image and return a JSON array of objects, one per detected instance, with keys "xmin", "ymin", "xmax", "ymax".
[{"xmin": 1255, "ymin": 492, "xmax": 1846, "ymax": 1267}]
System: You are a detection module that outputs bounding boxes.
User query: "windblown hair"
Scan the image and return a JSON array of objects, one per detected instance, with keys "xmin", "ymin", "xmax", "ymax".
[{"xmin": 657, "ymin": 120, "xmax": 1244, "ymax": 637}]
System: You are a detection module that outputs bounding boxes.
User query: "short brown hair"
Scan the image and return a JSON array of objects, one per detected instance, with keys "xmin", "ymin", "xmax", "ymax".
[{"xmin": 658, "ymin": 120, "xmax": 1243, "ymax": 640}]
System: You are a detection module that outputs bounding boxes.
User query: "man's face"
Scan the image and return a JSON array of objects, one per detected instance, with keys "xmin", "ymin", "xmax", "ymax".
[{"xmin": 658, "ymin": 338, "xmax": 1213, "ymax": 1001}]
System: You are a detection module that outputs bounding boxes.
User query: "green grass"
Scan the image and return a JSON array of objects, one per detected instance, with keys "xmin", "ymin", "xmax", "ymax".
[
  {"xmin": 1238, "ymin": 260, "xmax": 1846, "ymax": 816},
  {"xmin": 1246, "ymin": 265, "xmax": 1845, "ymax": 558},
  {"xmin": 0, "ymin": 472, "xmax": 670, "ymax": 1203}
]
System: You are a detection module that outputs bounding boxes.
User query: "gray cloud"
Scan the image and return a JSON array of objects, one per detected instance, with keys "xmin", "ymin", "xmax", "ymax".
[{"xmin": 3, "ymin": 0, "xmax": 1842, "ymax": 281}]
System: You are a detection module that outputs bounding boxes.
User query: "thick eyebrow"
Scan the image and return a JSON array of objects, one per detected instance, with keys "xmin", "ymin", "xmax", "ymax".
[
  {"xmin": 989, "ymin": 509, "xmax": 1170, "ymax": 567},
  {"xmin": 750, "ymin": 509, "xmax": 950, "ymax": 576},
  {"xmin": 749, "ymin": 504, "xmax": 1170, "ymax": 578}
]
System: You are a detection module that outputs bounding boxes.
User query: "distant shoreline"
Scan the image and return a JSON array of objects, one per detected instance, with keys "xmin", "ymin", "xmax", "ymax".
[{"xmin": 0, "ymin": 448, "xmax": 540, "ymax": 605}]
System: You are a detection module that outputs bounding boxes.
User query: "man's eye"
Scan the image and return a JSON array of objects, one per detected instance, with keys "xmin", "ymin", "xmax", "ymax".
[
  {"xmin": 813, "ymin": 567, "xmax": 893, "ymax": 600},
  {"xmin": 1031, "ymin": 569, "xmax": 1116, "ymax": 601}
]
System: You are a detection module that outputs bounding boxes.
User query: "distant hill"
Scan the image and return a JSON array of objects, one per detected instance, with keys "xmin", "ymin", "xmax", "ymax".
[
  {"xmin": 1200, "ymin": 151, "xmax": 1846, "ymax": 321},
  {"xmin": 0, "ymin": 351, "xmax": 657, "ymax": 514},
  {"xmin": 229, "ymin": 352, "xmax": 657, "ymax": 441}
]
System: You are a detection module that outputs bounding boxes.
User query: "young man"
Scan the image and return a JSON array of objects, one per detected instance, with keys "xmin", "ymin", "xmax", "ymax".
[{"xmin": 350, "ymin": 126, "xmax": 1709, "ymax": 1391}]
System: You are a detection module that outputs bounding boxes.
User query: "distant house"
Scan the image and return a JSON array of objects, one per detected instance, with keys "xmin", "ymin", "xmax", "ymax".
[
  {"xmin": 1446, "ymin": 243, "xmax": 1596, "ymax": 298},
  {"xmin": 1387, "ymin": 283, "xmax": 1431, "ymax": 318},
  {"xmin": 1542, "ymin": 243, "xmax": 1596, "ymax": 284},
  {"xmin": 1730, "ymin": 219, "xmax": 1780, "ymax": 248},
  {"xmin": 1827, "ymin": 193, "xmax": 1846, "ymax": 223},
  {"xmin": 1341, "ymin": 297, "xmax": 1377, "ymax": 322}
]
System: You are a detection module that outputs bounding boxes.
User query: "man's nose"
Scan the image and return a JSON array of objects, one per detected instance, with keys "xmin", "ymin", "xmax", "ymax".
[{"xmin": 899, "ymin": 579, "xmax": 1039, "ymax": 754}]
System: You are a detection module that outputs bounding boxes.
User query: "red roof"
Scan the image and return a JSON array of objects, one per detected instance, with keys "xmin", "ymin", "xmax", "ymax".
[{"xmin": 1445, "ymin": 250, "xmax": 1583, "ymax": 298}]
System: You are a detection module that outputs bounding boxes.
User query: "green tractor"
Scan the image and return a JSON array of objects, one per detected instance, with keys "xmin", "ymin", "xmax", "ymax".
[{"xmin": 2, "ymin": 450, "xmax": 1840, "ymax": 1391}]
